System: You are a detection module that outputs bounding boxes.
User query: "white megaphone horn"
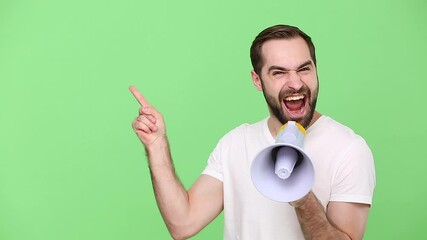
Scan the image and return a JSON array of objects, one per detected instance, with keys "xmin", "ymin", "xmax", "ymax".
[{"xmin": 250, "ymin": 121, "xmax": 314, "ymax": 202}]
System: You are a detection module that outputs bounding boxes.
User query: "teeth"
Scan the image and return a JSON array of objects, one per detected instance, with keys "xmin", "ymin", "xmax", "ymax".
[{"xmin": 285, "ymin": 95, "xmax": 304, "ymax": 101}]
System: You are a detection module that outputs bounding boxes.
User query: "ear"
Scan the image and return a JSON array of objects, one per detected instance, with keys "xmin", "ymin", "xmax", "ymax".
[{"xmin": 251, "ymin": 70, "xmax": 263, "ymax": 91}]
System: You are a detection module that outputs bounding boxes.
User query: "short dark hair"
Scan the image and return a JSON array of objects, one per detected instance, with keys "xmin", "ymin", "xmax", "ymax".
[{"xmin": 250, "ymin": 24, "xmax": 317, "ymax": 75}]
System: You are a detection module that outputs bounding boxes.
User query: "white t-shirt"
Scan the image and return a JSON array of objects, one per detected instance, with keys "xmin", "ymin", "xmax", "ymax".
[{"xmin": 202, "ymin": 116, "xmax": 376, "ymax": 240}]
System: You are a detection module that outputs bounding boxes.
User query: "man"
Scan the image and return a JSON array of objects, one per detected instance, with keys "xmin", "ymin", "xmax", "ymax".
[{"xmin": 130, "ymin": 24, "xmax": 376, "ymax": 240}]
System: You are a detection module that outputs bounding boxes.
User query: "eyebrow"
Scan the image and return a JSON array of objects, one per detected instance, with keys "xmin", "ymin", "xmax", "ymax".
[{"xmin": 268, "ymin": 60, "xmax": 313, "ymax": 73}]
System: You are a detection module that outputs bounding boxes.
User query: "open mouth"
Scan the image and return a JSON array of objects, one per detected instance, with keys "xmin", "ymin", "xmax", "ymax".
[{"xmin": 283, "ymin": 94, "xmax": 307, "ymax": 117}]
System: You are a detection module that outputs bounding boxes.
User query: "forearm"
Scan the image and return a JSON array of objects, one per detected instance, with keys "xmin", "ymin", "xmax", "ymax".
[
  {"xmin": 293, "ymin": 192, "xmax": 350, "ymax": 240},
  {"xmin": 145, "ymin": 138, "xmax": 192, "ymax": 237}
]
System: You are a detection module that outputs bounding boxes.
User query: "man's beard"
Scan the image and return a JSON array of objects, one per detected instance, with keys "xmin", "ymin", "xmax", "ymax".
[{"xmin": 261, "ymin": 81, "xmax": 318, "ymax": 128}]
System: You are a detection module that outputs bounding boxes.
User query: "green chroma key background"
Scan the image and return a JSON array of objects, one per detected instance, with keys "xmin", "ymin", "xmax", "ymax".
[{"xmin": 0, "ymin": 0, "xmax": 425, "ymax": 239}]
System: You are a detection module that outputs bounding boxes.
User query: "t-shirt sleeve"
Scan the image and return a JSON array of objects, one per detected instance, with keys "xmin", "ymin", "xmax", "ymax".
[
  {"xmin": 330, "ymin": 137, "xmax": 376, "ymax": 205},
  {"xmin": 202, "ymin": 138, "xmax": 225, "ymax": 182}
]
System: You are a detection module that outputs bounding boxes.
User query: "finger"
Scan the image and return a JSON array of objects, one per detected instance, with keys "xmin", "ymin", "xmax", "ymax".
[
  {"xmin": 138, "ymin": 108, "xmax": 157, "ymax": 124},
  {"xmin": 133, "ymin": 119, "xmax": 152, "ymax": 134},
  {"xmin": 139, "ymin": 106, "xmax": 158, "ymax": 116},
  {"xmin": 129, "ymin": 85, "xmax": 151, "ymax": 107},
  {"xmin": 139, "ymin": 107, "xmax": 161, "ymax": 125},
  {"xmin": 133, "ymin": 118, "xmax": 158, "ymax": 134},
  {"xmin": 136, "ymin": 115, "xmax": 158, "ymax": 132},
  {"xmin": 146, "ymin": 114, "xmax": 157, "ymax": 124}
]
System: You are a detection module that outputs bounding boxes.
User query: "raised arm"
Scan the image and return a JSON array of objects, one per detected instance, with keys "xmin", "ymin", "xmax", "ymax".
[
  {"xmin": 290, "ymin": 192, "xmax": 370, "ymax": 240},
  {"xmin": 129, "ymin": 86, "xmax": 223, "ymax": 240}
]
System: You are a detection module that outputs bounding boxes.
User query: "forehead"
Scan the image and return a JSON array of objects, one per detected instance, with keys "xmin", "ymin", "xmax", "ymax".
[{"xmin": 260, "ymin": 37, "xmax": 312, "ymax": 70}]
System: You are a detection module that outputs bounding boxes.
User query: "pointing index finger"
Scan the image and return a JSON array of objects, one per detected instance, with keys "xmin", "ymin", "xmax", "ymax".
[{"xmin": 129, "ymin": 86, "xmax": 151, "ymax": 107}]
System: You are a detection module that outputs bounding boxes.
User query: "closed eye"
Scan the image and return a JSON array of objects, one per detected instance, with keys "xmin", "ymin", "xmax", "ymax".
[
  {"xmin": 298, "ymin": 66, "xmax": 311, "ymax": 72},
  {"xmin": 272, "ymin": 71, "xmax": 287, "ymax": 76}
]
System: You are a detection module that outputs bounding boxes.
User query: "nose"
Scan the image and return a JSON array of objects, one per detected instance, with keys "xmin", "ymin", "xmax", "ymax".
[{"xmin": 287, "ymin": 71, "xmax": 303, "ymax": 91}]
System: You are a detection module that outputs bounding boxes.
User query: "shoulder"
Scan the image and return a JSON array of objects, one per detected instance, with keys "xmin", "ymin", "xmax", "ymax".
[
  {"xmin": 214, "ymin": 118, "xmax": 270, "ymax": 148},
  {"xmin": 307, "ymin": 116, "xmax": 373, "ymax": 158},
  {"xmin": 309, "ymin": 116, "xmax": 365, "ymax": 143},
  {"xmin": 222, "ymin": 118, "xmax": 268, "ymax": 139}
]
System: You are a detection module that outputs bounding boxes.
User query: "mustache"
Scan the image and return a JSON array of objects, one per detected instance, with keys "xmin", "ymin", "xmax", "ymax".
[{"xmin": 278, "ymin": 85, "xmax": 311, "ymax": 100}]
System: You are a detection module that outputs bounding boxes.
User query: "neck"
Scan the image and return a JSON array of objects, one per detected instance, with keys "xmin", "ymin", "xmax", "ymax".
[{"xmin": 267, "ymin": 111, "xmax": 322, "ymax": 138}]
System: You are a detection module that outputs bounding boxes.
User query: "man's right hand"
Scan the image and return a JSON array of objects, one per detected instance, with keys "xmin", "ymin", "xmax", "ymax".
[{"xmin": 129, "ymin": 86, "xmax": 166, "ymax": 147}]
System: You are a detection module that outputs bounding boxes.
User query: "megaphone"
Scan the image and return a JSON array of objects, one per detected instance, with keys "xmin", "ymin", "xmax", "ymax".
[{"xmin": 250, "ymin": 121, "xmax": 314, "ymax": 202}]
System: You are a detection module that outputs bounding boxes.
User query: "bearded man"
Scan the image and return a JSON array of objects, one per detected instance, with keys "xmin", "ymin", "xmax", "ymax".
[{"xmin": 130, "ymin": 24, "xmax": 376, "ymax": 240}]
